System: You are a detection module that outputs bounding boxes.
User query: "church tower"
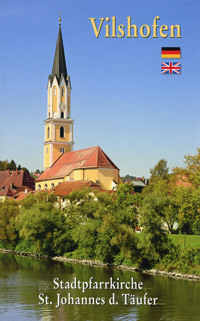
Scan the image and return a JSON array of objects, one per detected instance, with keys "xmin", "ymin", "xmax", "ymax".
[{"xmin": 44, "ymin": 18, "xmax": 74, "ymax": 169}]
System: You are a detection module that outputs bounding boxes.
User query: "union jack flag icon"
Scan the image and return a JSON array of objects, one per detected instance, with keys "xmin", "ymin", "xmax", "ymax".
[{"xmin": 161, "ymin": 62, "xmax": 181, "ymax": 74}]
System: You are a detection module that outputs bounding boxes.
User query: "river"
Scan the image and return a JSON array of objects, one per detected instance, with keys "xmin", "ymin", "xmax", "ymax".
[{"xmin": 0, "ymin": 253, "xmax": 199, "ymax": 321}]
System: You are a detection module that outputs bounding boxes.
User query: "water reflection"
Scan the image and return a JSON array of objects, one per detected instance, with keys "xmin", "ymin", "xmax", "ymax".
[{"xmin": 0, "ymin": 254, "xmax": 199, "ymax": 321}]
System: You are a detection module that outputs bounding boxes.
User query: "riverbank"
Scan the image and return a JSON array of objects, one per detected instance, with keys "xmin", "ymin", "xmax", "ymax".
[{"xmin": 1, "ymin": 248, "xmax": 200, "ymax": 282}]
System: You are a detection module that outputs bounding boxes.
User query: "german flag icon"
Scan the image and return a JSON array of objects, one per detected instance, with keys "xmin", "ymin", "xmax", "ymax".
[{"xmin": 161, "ymin": 47, "xmax": 181, "ymax": 58}]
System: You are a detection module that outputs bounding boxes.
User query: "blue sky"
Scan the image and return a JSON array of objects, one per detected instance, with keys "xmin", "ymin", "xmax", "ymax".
[{"xmin": 0, "ymin": 0, "xmax": 200, "ymax": 177}]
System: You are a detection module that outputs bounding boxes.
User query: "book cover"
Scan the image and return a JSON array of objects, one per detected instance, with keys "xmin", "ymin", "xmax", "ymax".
[{"xmin": 0, "ymin": 1, "xmax": 199, "ymax": 321}]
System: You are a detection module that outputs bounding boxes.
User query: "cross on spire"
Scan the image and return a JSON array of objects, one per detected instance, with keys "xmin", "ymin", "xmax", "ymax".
[{"xmin": 59, "ymin": 12, "xmax": 61, "ymax": 26}]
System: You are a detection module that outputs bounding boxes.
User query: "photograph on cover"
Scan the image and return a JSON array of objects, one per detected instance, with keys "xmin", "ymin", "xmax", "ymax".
[{"xmin": 0, "ymin": 0, "xmax": 200, "ymax": 321}]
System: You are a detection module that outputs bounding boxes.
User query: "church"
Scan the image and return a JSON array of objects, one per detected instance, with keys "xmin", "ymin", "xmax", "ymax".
[{"xmin": 35, "ymin": 18, "xmax": 123, "ymax": 192}]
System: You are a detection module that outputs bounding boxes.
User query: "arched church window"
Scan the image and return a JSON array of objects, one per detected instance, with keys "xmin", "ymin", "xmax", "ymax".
[
  {"xmin": 54, "ymin": 87, "xmax": 57, "ymax": 96},
  {"xmin": 38, "ymin": 184, "xmax": 41, "ymax": 191},
  {"xmin": 44, "ymin": 184, "xmax": 48, "ymax": 190},
  {"xmin": 51, "ymin": 183, "xmax": 54, "ymax": 189},
  {"xmin": 61, "ymin": 112, "xmax": 64, "ymax": 118},
  {"xmin": 47, "ymin": 127, "xmax": 50, "ymax": 139},
  {"xmin": 60, "ymin": 126, "xmax": 64, "ymax": 138},
  {"xmin": 61, "ymin": 88, "xmax": 64, "ymax": 97},
  {"xmin": 48, "ymin": 112, "xmax": 50, "ymax": 118}
]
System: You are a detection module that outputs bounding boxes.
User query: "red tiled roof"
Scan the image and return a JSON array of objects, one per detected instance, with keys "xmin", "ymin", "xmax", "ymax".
[
  {"xmin": 0, "ymin": 186, "xmax": 16, "ymax": 197},
  {"xmin": 0, "ymin": 170, "xmax": 35, "ymax": 190},
  {"xmin": 0, "ymin": 172, "xmax": 9, "ymax": 188},
  {"xmin": 14, "ymin": 182, "xmax": 100, "ymax": 201},
  {"xmin": 0, "ymin": 185, "xmax": 33, "ymax": 199},
  {"xmin": 14, "ymin": 191, "xmax": 28, "ymax": 202},
  {"xmin": 54, "ymin": 180, "xmax": 101, "ymax": 196},
  {"xmin": 36, "ymin": 146, "xmax": 119, "ymax": 182},
  {"xmin": 14, "ymin": 189, "xmax": 54, "ymax": 202},
  {"xmin": 175, "ymin": 174, "xmax": 193, "ymax": 188},
  {"xmin": 14, "ymin": 186, "xmax": 32, "ymax": 193}
]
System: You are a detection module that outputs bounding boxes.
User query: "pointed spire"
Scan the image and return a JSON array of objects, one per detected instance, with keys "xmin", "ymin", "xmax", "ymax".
[{"xmin": 50, "ymin": 18, "xmax": 68, "ymax": 85}]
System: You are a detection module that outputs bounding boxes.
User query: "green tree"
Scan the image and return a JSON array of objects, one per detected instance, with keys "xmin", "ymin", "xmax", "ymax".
[
  {"xmin": 35, "ymin": 169, "xmax": 41, "ymax": 174},
  {"xmin": 65, "ymin": 188, "xmax": 139, "ymax": 263},
  {"xmin": 0, "ymin": 160, "xmax": 8, "ymax": 171},
  {"xmin": 173, "ymin": 148, "xmax": 200, "ymax": 188},
  {"xmin": 17, "ymin": 193, "xmax": 73, "ymax": 256},
  {"xmin": 173, "ymin": 186, "xmax": 200, "ymax": 234},
  {"xmin": 21, "ymin": 167, "xmax": 30, "ymax": 175},
  {"xmin": 150, "ymin": 159, "xmax": 169, "ymax": 182},
  {"xmin": 121, "ymin": 174, "xmax": 136, "ymax": 182},
  {"xmin": 116, "ymin": 183, "xmax": 140, "ymax": 228},
  {"xmin": 142, "ymin": 178, "xmax": 178, "ymax": 234},
  {"xmin": 116, "ymin": 183, "xmax": 135, "ymax": 206},
  {"xmin": 0, "ymin": 201, "xmax": 19, "ymax": 244},
  {"xmin": 139, "ymin": 193, "xmax": 174, "ymax": 266},
  {"xmin": 7, "ymin": 160, "xmax": 17, "ymax": 170}
]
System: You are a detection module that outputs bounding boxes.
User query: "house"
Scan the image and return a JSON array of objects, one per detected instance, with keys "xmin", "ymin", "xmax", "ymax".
[
  {"xmin": 53, "ymin": 180, "xmax": 101, "ymax": 208},
  {"xmin": 125, "ymin": 177, "xmax": 149, "ymax": 193},
  {"xmin": 0, "ymin": 170, "xmax": 35, "ymax": 202},
  {"xmin": 35, "ymin": 146, "xmax": 123, "ymax": 191},
  {"xmin": 0, "ymin": 186, "xmax": 16, "ymax": 202}
]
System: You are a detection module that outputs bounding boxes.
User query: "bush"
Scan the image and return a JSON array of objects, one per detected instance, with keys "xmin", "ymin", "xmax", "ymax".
[
  {"xmin": 15, "ymin": 239, "xmax": 35, "ymax": 253},
  {"xmin": 63, "ymin": 252, "xmax": 73, "ymax": 258},
  {"xmin": 123, "ymin": 258, "xmax": 134, "ymax": 267},
  {"xmin": 114, "ymin": 254, "xmax": 125, "ymax": 265}
]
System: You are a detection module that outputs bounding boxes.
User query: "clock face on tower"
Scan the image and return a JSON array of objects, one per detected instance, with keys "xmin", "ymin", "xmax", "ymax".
[{"xmin": 60, "ymin": 103, "xmax": 66, "ymax": 111}]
